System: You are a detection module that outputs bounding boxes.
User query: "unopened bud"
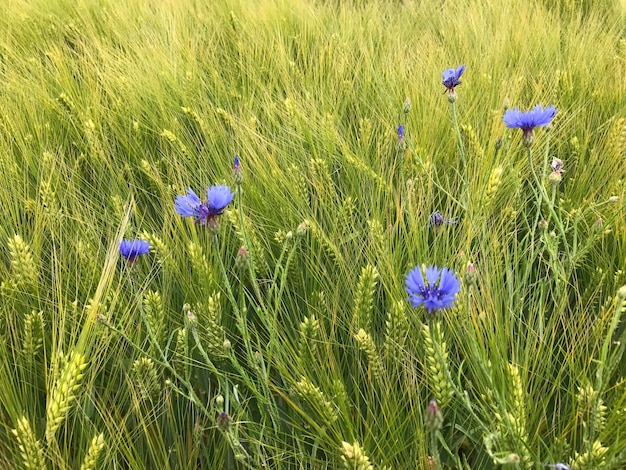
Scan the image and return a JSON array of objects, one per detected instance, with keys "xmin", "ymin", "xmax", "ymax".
[
  {"xmin": 608, "ymin": 196, "xmax": 619, "ymax": 203},
  {"xmin": 186, "ymin": 310, "xmax": 197, "ymax": 330},
  {"xmin": 494, "ymin": 136, "xmax": 503, "ymax": 150},
  {"xmin": 548, "ymin": 171, "xmax": 562, "ymax": 185},
  {"xmin": 235, "ymin": 246, "xmax": 249, "ymax": 271},
  {"xmin": 233, "ymin": 155, "xmax": 244, "ymax": 185},
  {"xmin": 215, "ymin": 394, "xmax": 224, "ymax": 408},
  {"xmin": 464, "ymin": 263, "xmax": 477, "ymax": 287},
  {"xmin": 425, "ymin": 399, "xmax": 443, "ymax": 432},
  {"xmin": 617, "ymin": 285, "xmax": 626, "ymax": 301},
  {"xmin": 297, "ymin": 220, "xmax": 309, "ymax": 237},
  {"xmin": 403, "ymin": 97, "xmax": 411, "ymax": 114}
]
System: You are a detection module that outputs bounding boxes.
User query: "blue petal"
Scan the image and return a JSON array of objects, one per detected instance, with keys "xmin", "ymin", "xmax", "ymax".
[
  {"xmin": 424, "ymin": 265, "xmax": 441, "ymax": 288},
  {"xmin": 206, "ymin": 184, "xmax": 235, "ymax": 213},
  {"xmin": 174, "ymin": 189, "xmax": 202, "ymax": 217},
  {"xmin": 405, "ymin": 266, "xmax": 426, "ymax": 295}
]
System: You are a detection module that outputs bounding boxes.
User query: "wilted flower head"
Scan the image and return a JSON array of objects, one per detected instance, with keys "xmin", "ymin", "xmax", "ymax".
[
  {"xmin": 442, "ymin": 65, "xmax": 465, "ymax": 92},
  {"xmin": 550, "ymin": 158, "xmax": 564, "ymax": 174},
  {"xmin": 502, "ymin": 104, "xmax": 557, "ymax": 147},
  {"xmin": 429, "ymin": 210, "xmax": 458, "ymax": 228},
  {"xmin": 119, "ymin": 239, "xmax": 150, "ymax": 262},
  {"xmin": 175, "ymin": 185, "xmax": 234, "ymax": 225},
  {"xmin": 217, "ymin": 411, "xmax": 230, "ymax": 431},
  {"xmin": 405, "ymin": 264, "xmax": 461, "ymax": 314}
]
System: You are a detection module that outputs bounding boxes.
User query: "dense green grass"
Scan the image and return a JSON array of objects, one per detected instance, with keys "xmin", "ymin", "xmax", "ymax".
[{"xmin": 1, "ymin": 0, "xmax": 626, "ymax": 468}]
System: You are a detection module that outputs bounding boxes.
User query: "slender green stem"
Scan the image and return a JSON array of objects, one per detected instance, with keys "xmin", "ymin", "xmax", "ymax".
[
  {"xmin": 430, "ymin": 431, "xmax": 441, "ymax": 468},
  {"xmin": 450, "ymin": 101, "xmax": 467, "ymax": 208},
  {"xmin": 526, "ymin": 147, "xmax": 570, "ymax": 260}
]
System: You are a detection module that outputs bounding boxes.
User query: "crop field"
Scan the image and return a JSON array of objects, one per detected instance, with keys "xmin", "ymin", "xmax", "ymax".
[{"xmin": 1, "ymin": 0, "xmax": 626, "ymax": 468}]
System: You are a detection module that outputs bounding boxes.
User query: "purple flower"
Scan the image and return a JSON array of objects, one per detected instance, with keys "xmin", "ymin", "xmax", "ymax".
[
  {"xmin": 503, "ymin": 104, "xmax": 557, "ymax": 132},
  {"xmin": 119, "ymin": 239, "xmax": 150, "ymax": 262},
  {"xmin": 175, "ymin": 185, "xmax": 234, "ymax": 225},
  {"xmin": 442, "ymin": 65, "xmax": 466, "ymax": 92},
  {"xmin": 503, "ymin": 104, "xmax": 556, "ymax": 147},
  {"xmin": 405, "ymin": 265, "xmax": 461, "ymax": 314}
]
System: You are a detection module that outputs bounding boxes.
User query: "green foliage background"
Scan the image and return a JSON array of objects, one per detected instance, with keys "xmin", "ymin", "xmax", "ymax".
[{"xmin": 0, "ymin": 0, "xmax": 625, "ymax": 468}]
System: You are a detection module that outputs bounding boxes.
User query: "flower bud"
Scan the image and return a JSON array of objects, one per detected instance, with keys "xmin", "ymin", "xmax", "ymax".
[
  {"xmin": 425, "ymin": 399, "xmax": 443, "ymax": 432},
  {"xmin": 185, "ymin": 309, "xmax": 197, "ymax": 330},
  {"xmin": 233, "ymin": 155, "xmax": 244, "ymax": 185},
  {"xmin": 297, "ymin": 220, "xmax": 309, "ymax": 237},
  {"xmin": 215, "ymin": 394, "xmax": 224, "ymax": 408},
  {"xmin": 608, "ymin": 196, "xmax": 619, "ymax": 203},
  {"xmin": 403, "ymin": 97, "xmax": 411, "ymax": 114},
  {"xmin": 548, "ymin": 171, "xmax": 562, "ymax": 185},
  {"xmin": 235, "ymin": 246, "xmax": 249, "ymax": 271},
  {"xmin": 464, "ymin": 263, "xmax": 477, "ymax": 287},
  {"xmin": 494, "ymin": 136, "xmax": 503, "ymax": 150}
]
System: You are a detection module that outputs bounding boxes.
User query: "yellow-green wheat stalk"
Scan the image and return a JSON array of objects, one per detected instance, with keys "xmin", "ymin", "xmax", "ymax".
[
  {"xmin": 352, "ymin": 264, "xmax": 379, "ymax": 332},
  {"xmin": 45, "ymin": 351, "xmax": 88, "ymax": 442},
  {"xmin": 354, "ymin": 328, "xmax": 383, "ymax": 382},
  {"xmin": 294, "ymin": 376, "xmax": 338, "ymax": 424},
  {"xmin": 570, "ymin": 440, "xmax": 608, "ymax": 470},
  {"xmin": 12, "ymin": 416, "xmax": 46, "ymax": 470},
  {"xmin": 79, "ymin": 433, "xmax": 105, "ymax": 470},
  {"xmin": 422, "ymin": 322, "xmax": 454, "ymax": 407},
  {"xmin": 340, "ymin": 441, "xmax": 374, "ymax": 470}
]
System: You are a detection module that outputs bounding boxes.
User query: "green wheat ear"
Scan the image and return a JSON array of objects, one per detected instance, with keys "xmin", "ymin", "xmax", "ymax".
[
  {"xmin": 143, "ymin": 290, "xmax": 164, "ymax": 345},
  {"xmin": 45, "ymin": 351, "xmax": 88, "ymax": 442},
  {"xmin": 132, "ymin": 357, "xmax": 159, "ymax": 402},
  {"xmin": 79, "ymin": 433, "xmax": 105, "ymax": 470},
  {"xmin": 293, "ymin": 376, "xmax": 338, "ymax": 424},
  {"xmin": 354, "ymin": 328, "xmax": 383, "ymax": 382},
  {"xmin": 340, "ymin": 441, "xmax": 374, "ymax": 470},
  {"xmin": 384, "ymin": 300, "xmax": 409, "ymax": 360},
  {"xmin": 7, "ymin": 234, "xmax": 38, "ymax": 288},
  {"xmin": 352, "ymin": 264, "xmax": 379, "ymax": 331},
  {"xmin": 570, "ymin": 440, "xmax": 608, "ymax": 470},
  {"xmin": 22, "ymin": 310, "xmax": 45, "ymax": 360},
  {"xmin": 422, "ymin": 322, "xmax": 454, "ymax": 407},
  {"xmin": 12, "ymin": 416, "xmax": 46, "ymax": 470}
]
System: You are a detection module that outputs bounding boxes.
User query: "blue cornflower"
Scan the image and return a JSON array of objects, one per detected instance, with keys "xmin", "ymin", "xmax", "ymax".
[
  {"xmin": 119, "ymin": 239, "xmax": 150, "ymax": 262},
  {"xmin": 503, "ymin": 104, "xmax": 557, "ymax": 132},
  {"xmin": 234, "ymin": 155, "xmax": 244, "ymax": 185},
  {"xmin": 503, "ymin": 104, "xmax": 557, "ymax": 146},
  {"xmin": 175, "ymin": 185, "xmax": 234, "ymax": 225},
  {"xmin": 405, "ymin": 265, "xmax": 461, "ymax": 314},
  {"xmin": 442, "ymin": 64, "xmax": 466, "ymax": 92}
]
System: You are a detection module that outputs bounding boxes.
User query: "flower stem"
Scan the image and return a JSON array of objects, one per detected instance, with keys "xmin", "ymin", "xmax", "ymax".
[{"xmin": 450, "ymin": 102, "xmax": 467, "ymax": 208}]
